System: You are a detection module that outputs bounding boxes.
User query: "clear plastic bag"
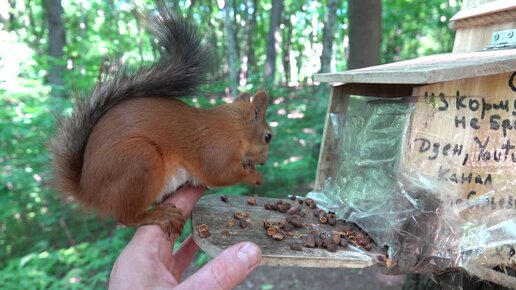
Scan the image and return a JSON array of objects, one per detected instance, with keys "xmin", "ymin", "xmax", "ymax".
[{"xmin": 307, "ymin": 94, "xmax": 516, "ymax": 274}]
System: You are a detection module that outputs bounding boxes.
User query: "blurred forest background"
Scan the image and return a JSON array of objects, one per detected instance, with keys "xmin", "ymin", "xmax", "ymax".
[{"xmin": 0, "ymin": 0, "xmax": 460, "ymax": 288}]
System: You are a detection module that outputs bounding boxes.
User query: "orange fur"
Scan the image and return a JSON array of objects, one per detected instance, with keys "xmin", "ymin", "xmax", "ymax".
[{"xmin": 77, "ymin": 92, "xmax": 271, "ymax": 233}]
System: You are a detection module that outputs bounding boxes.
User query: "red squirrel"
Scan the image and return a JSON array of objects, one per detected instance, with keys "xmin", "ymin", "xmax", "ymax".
[{"xmin": 49, "ymin": 9, "xmax": 272, "ymax": 236}]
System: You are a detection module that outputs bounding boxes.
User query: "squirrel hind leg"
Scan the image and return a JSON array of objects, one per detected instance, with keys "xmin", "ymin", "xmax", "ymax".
[{"xmin": 123, "ymin": 203, "xmax": 185, "ymax": 238}]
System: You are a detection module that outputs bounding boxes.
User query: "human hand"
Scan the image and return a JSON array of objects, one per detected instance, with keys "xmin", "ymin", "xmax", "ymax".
[{"xmin": 109, "ymin": 185, "xmax": 262, "ymax": 290}]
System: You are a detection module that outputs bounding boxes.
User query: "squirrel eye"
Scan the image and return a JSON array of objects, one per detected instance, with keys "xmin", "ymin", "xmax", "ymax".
[{"xmin": 264, "ymin": 133, "xmax": 272, "ymax": 144}]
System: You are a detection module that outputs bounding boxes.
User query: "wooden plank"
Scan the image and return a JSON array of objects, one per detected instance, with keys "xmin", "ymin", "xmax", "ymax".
[
  {"xmin": 314, "ymin": 49, "xmax": 516, "ymax": 85},
  {"xmin": 453, "ymin": 21, "xmax": 516, "ymax": 52},
  {"xmin": 314, "ymin": 86, "xmax": 349, "ymax": 191},
  {"xmin": 461, "ymin": 0, "xmax": 498, "ymax": 10},
  {"xmin": 450, "ymin": 0, "xmax": 516, "ymax": 22},
  {"xmin": 191, "ymin": 194, "xmax": 382, "ymax": 268}
]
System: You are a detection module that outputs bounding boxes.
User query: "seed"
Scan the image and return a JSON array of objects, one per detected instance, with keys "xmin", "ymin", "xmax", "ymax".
[
  {"xmin": 309, "ymin": 202, "xmax": 317, "ymax": 209},
  {"xmin": 304, "ymin": 198, "xmax": 314, "ymax": 206},
  {"xmin": 289, "ymin": 242, "xmax": 304, "ymax": 251},
  {"xmin": 239, "ymin": 218, "xmax": 250, "ymax": 228},
  {"xmin": 290, "ymin": 195, "xmax": 296, "ymax": 201},
  {"xmin": 276, "ymin": 200, "xmax": 283, "ymax": 205},
  {"xmin": 327, "ymin": 242, "xmax": 338, "ymax": 252},
  {"xmin": 263, "ymin": 219, "xmax": 272, "ymax": 229},
  {"xmin": 298, "ymin": 199, "xmax": 304, "ymax": 205},
  {"xmin": 247, "ymin": 197, "xmax": 257, "ymax": 205},
  {"xmin": 221, "ymin": 229, "xmax": 230, "ymax": 237},
  {"xmin": 227, "ymin": 219, "xmax": 235, "ymax": 227},
  {"xmin": 328, "ymin": 216, "xmax": 337, "ymax": 226},
  {"xmin": 220, "ymin": 195, "xmax": 229, "ymax": 202},
  {"xmin": 331, "ymin": 231, "xmax": 341, "ymax": 244},
  {"xmin": 264, "ymin": 202, "xmax": 272, "ymax": 210},
  {"xmin": 304, "ymin": 235, "xmax": 316, "ymax": 247},
  {"xmin": 271, "ymin": 232, "xmax": 284, "ymax": 240},
  {"xmin": 284, "ymin": 202, "xmax": 292, "ymax": 210},
  {"xmin": 348, "ymin": 236, "xmax": 357, "ymax": 245},
  {"xmin": 319, "ymin": 215, "xmax": 328, "ymax": 224},
  {"xmin": 340, "ymin": 238, "xmax": 348, "ymax": 248},
  {"xmin": 198, "ymin": 224, "xmax": 210, "ymax": 239},
  {"xmin": 362, "ymin": 243, "xmax": 372, "ymax": 251}
]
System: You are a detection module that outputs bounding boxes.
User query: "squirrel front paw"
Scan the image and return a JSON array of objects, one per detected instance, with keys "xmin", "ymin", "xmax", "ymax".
[{"xmin": 245, "ymin": 168, "xmax": 264, "ymax": 186}]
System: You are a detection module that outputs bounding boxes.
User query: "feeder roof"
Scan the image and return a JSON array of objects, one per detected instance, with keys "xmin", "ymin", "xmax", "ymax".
[{"xmin": 315, "ymin": 49, "xmax": 516, "ymax": 85}]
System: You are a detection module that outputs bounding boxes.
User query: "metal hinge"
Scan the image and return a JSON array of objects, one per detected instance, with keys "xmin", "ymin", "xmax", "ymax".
[{"xmin": 484, "ymin": 29, "xmax": 516, "ymax": 50}]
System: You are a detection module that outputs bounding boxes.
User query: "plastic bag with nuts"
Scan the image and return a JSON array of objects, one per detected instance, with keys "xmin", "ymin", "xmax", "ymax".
[{"xmin": 307, "ymin": 95, "xmax": 516, "ymax": 274}]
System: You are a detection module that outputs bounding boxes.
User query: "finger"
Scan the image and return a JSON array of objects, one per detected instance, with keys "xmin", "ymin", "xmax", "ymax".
[
  {"xmin": 169, "ymin": 235, "xmax": 199, "ymax": 280},
  {"xmin": 162, "ymin": 185, "xmax": 206, "ymax": 218},
  {"xmin": 177, "ymin": 242, "xmax": 262, "ymax": 290}
]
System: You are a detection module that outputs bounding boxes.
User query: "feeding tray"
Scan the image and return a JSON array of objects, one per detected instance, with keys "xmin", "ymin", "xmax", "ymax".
[{"xmin": 191, "ymin": 194, "xmax": 385, "ymax": 268}]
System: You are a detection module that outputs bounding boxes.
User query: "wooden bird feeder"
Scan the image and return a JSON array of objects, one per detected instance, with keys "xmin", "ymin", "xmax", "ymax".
[{"xmin": 192, "ymin": 0, "xmax": 516, "ymax": 285}]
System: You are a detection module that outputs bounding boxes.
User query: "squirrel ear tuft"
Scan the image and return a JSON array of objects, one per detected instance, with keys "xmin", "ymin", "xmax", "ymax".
[
  {"xmin": 234, "ymin": 92, "xmax": 251, "ymax": 103},
  {"xmin": 251, "ymin": 91, "xmax": 269, "ymax": 122}
]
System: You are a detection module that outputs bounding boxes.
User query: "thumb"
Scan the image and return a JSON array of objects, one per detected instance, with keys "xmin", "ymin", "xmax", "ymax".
[{"xmin": 178, "ymin": 242, "xmax": 262, "ymax": 290}]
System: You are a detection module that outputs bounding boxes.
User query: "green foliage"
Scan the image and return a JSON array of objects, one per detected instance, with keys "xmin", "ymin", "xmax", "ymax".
[{"xmin": 0, "ymin": 0, "xmax": 460, "ymax": 287}]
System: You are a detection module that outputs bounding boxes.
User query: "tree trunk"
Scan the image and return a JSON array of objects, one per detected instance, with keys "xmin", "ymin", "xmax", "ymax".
[
  {"xmin": 223, "ymin": 0, "xmax": 239, "ymax": 97},
  {"xmin": 263, "ymin": 0, "xmax": 283, "ymax": 86},
  {"xmin": 241, "ymin": 0, "xmax": 258, "ymax": 84},
  {"xmin": 320, "ymin": 0, "xmax": 338, "ymax": 73},
  {"xmin": 44, "ymin": 0, "xmax": 66, "ymax": 97},
  {"xmin": 281, "ymin": 14, "xmax": 292, "ymax": 85},
  {"xmin": 347, "ymin": 0, "xmax": 381, "ymax": 70}
]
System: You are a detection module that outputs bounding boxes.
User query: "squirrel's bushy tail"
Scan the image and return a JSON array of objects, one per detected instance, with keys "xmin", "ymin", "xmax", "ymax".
[{"xmin": 49, "ymin": 9, "xmax": 211, "ymax": 197}]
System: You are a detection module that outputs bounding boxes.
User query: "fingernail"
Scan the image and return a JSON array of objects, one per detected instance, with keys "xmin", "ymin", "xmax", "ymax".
[{"xmin": 237, "ymin": 243, "xmax": 261, "ymax": 269}]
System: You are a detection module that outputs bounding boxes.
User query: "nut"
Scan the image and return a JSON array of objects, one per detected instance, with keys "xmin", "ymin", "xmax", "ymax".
[
  {"xmin": 220, "ymin": 195, "xmax": 229, "ymax": 202},
  {"xmin": 328, "ymin": 216, "xmax": 337, "ymax": 226},
  {"xmin": 319, "ymin": 215, "xmax": 328, "ymax": 224},
  {"xmin": 309, "ymin": 202, "xmax": 317, "ymax": 209},
  {"xmin": 313, "ymin": 208, "xmax": 322, "ymax": 217},
  {"xmin": 362, "ymin": 243, "xmax": 373, "ymax": 251},
  {"xmin": 289, "ymin": 241, "xmax": 304, "ymax": 251},
  {"xmin": 221, "ymin": 229, "xmax": 230, "ymax": 237},
  {"xmin": 264, "ymin": 202, "xmax": 272, "ymax": 210},
  {"xmin": 331, "ymin": 231, "xmax": 341, "ymax": 244},
  {"xmin": 233, "ymin": 211, "xmax": 249, "ymax": 219},
  {"xmin": 267, "ymin": 225, "xmax": 280, "ymax": 236},
  {"xmin": 314, "ymin": 235, "xmax": 323, "ymax": 247},
  {"xmin": 304, "ymin": 198, "xmax": 314, "ymax": 206},
  {"xmin": 290, "ymin": 195, "xmax": 296, "ymax": 201},
  {"xmin": 282, "ymin": 223, "xmax": 294, "ymax": 232},
  {"xmin": 263, "ymin": 219, "xmax": 272, "ymax": 229},
  {"xmin": 348, "ymin": 236, "xmax": 357, "ymax": 245},
  {"xmin": 271, "ymin": 232, "xmax": 284, "ymax": 240},
  {"xmin": 340, "ymin": 237, "xmax": 349, "ymax": 248},
  {"xmin": 239, "ymin": 218, "xmax": 250, "ymax": 228},
  {"xmin": 198, "ymin": 224, "xmax": 210, "ymax": 239},
  {"xmin": 326, "ymin": 242, "xmax": 338, "ymax": 252},
  {"xmin": 288, "ymin": 216, "xmax": 304, "ymax": 228},
  {"xmin": 247, "ymin": 197, "xmax": 257, "ymax": 205},
  {"xmin": 287, "ymin": 206, "xmax": 302, "ymax": 215},
  {"xmin": 321, "ymin": 237, "xmax": 330, "ymax": 248},
  {"xmin": 303, "ymin": 235, "xmax": 316, "ymax": 248}
]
